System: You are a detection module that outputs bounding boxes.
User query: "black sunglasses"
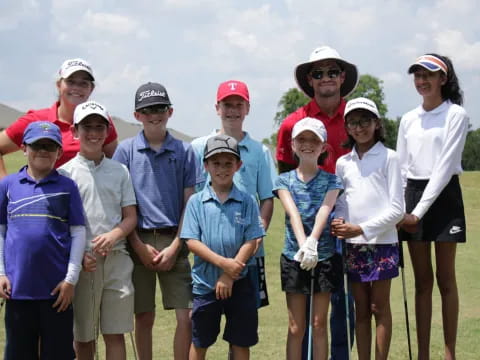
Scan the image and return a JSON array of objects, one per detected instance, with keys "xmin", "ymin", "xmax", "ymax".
[
  {"xmin": 27, "ymin": 142, "xmax": 60, "ymax": 152},
  {"xmin": 310, "ymin": 69, "xmax": 342, "ymax": 80},
  {"xmin": 138, "ymin": 105, "xmax": 170, "ymax": 115}
]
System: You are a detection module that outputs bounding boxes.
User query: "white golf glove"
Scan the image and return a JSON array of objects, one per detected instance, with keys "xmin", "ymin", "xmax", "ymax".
[
  {"xmin": 300, "ymin": 236, "xmax": 318, "ymax": 271},
  {"xmin": 293, "ymin": 243, "xmax": 306, "ymax": 263}
]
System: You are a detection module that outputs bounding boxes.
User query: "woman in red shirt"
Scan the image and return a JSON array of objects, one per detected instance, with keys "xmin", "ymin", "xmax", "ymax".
[{"xmin": 0, "ymin": 58, "xmax": 118, "ymax": 177}]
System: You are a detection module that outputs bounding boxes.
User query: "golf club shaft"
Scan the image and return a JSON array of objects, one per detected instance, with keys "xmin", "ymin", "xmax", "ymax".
[
  {"xmin": 307, "ymin": 268, "xmax": 314, "ymax": 360},
  {"xmin": 399, "ymin": 242, "xmax": 413, "ymax": 360}
]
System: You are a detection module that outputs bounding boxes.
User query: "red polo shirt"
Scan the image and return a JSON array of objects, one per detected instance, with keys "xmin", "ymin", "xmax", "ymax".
[
  {"xmin": 6, "ymin": 102, "xmax": 118, "ymax": 168},
  {"xmin": 276, "ymin": 98, "xmax": 350, "ymax": 174}
]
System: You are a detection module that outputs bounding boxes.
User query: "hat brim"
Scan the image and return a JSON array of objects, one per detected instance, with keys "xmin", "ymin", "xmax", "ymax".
[
  {"xmin": 217, "ymin": 92, "xmax": 249, "ymax": 102},
  {"xmin": 75, "ymin": 113, "xmax": 110, "ymax": 126},
  {"xmin": 203, "ymin": 148, "xmax": 241, "ymax": 161},
  {"xmin": 295, "ymin": 58, "xmax": 358, "ymax": 98},
  {"xmin": 407, "ymin": 63, "xmax": 445, "ymax": 74},
  {"xmin": 60, "ymin": 68, "xmax": 95, "ymax": 81},
  {"xmin": 344, "ymin": 105, "xmax": 379, "ymax": 119},
  {"xmin": 135, "ymin": 101, "xmax": 172, "ymax": 111},
  {"xmin": 25, "ymin": 136, "xmax": 62, "ymax": 147}
]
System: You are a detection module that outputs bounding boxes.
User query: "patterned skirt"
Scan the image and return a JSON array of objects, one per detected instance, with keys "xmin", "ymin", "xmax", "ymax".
[{"xmin": 345, "ymin": 243, "xmax": 399, "ymax": 283}]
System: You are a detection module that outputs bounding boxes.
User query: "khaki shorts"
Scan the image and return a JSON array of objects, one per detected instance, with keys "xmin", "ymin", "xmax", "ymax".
[
  {"xmin": 131, "ymin": 231, "xmax": 193, "ymax": 313},
  {"xmin": 73, "ymin": 250, "xmax": 134, "ymax": 342}
]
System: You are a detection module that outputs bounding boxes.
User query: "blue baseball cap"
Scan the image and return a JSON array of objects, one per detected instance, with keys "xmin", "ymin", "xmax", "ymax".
[{"xmin": 23, "ymin": 121, "xmax": 62, "ymax": 147}]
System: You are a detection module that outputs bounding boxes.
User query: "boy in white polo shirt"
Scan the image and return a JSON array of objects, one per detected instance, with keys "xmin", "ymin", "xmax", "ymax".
[{"xmin": 59, "ymin": 100, "xmax": 137, "ymax": 360}]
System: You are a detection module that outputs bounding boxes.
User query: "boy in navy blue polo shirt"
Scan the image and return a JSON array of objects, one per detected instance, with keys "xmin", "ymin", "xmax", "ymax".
[
  {"xmin": 113, "ymin": 82, "xmax": 201, "ymax": 360},
  {"xmin": 0, "ymin": 121, "xmax": 86, "ymax": 360},
  {"xmin": 181, "ymin": 134, "xmax": 265, "ymax": 360}
]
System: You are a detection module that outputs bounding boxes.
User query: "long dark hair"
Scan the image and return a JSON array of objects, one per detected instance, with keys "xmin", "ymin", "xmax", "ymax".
[{"xmin": 427, "ymin": 53, "xmax": 463, "ymax": 106}]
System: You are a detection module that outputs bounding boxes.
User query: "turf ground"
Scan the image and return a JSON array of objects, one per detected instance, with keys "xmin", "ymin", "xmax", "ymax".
[{"xmin": 0, "ymin": 153, "xmax": 479, "ymax": 359}]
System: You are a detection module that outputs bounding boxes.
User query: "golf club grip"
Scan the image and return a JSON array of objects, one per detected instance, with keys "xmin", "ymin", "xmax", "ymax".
[{"xmin": 398, "ymin": 240, "xmax": 405, "ymax": 268}]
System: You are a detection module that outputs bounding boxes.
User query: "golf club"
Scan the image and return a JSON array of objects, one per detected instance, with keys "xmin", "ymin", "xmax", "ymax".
[
  {"xmin": 399, "ymin": 241, "xmax": 413, "ymax": 360},
  {"xmin": 307, "ymin": 268, "xmax": 314, "ymax": 360},
  {"xmin": 342, "ymin": 243, "xmax": 351, "ymax": 360},
  {"xmin": 90, "ymin": 253, "xmax": 99, "ymax": 360},
  {"xmin": 130, "ymin": 331, "xmax": 138, "ymax": 360}
]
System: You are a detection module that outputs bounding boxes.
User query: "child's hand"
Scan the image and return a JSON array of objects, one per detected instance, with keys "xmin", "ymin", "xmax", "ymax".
[
  {"xmin": 92, "ymin": 233, "xmax": 117, "ymax": 256},
  {"xmin": 331, "ymin": 221, "xmax": 362, "ymax": 239},
  {"xmin": 215, "ymin": 273, "xmax": 233, "ymax": 300},
  {"xmin": 299, "ymin": 236, "xmax": 318, "ymax": 271},
  {"xmin": 51, "ymin": 281, "xmax": 74, "ymax": 312},
  {"xmin": 219, "ymin": 258, "xmax": 245, "ymax": 280},
  {"xmin": 0, "ymin": 275, "xmax": 11, "ymax": 299},
  {"xmin": 82, "ymin": 252, "xmax": 97, "ymax": 272},
  {"xmin": 153, "ymin": 245, "xmax": 178, "ymax": 272},
  {"xmin": 137, "ymin": 243, "xmax": 160, "ymax": 271},
  {"xmin": 398, "ymin": 214, "xmax": 419, "ymax": 234}
]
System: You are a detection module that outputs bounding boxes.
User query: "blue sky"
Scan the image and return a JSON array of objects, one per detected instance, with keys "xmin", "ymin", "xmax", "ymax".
[{"xmin": 1, "ymin": 0, "xmax": 479, "ymax": 140}]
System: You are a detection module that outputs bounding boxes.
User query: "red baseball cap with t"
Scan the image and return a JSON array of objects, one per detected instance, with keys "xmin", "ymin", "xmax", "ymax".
[{"xmin": 216, "ymin": 80, "xmax": 250, "ymax": 102}]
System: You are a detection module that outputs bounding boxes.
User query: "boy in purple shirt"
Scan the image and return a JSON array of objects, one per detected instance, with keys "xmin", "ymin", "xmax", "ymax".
[{"xmin": 0, "ymin": 121, "xmax": 86, "ymax": 359}]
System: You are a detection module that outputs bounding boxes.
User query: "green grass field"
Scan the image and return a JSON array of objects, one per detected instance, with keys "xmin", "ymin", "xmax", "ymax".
[{"xmin": 1, "ymin": 152, "xmax": 479, "ymax": 359}]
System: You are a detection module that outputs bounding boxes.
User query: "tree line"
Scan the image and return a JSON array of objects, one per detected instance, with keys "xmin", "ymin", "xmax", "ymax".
[{"xmin": 264, "ymin": 74, "xmax": 480, "ymax": 170}]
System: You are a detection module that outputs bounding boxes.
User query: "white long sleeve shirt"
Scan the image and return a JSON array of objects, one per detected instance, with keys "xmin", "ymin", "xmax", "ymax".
[
  {"xmin": 335, "ymin": 142, "xmax": 404, "ymax": 244},
  {"xmin": 396, "ymin": 101, "xmax": 469, "ymax": 219}
]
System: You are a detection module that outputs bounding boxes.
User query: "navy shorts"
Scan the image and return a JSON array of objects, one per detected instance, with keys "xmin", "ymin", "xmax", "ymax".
[
  {"xmin": 280, "ymin": 253, "xmax": 342, "ymax": 294},
  {"xmin": 4, "ymin": 299, "xmax": 75, "ymax": 360},
  {"xmin": 399, "ymin": 175, "xmax": 466, "ymax": 243},
  {"xmin": 191, "ymin": 277, "xmax": 258, "ymax": 348}
]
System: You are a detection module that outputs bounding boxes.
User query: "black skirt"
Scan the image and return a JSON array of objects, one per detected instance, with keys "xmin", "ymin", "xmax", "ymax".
[{"xmin": 399, "ymin": 175, "xmax": 466, "ymax": 243}]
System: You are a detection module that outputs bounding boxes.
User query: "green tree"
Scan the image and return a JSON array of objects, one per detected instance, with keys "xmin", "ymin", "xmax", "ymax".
[
  {"xmin": 346, "ymin": 74, "xmax": 388, "ymax": 117},
  {"xmin": 263, "ymin": 88, "xmax": 309, "ymax": 145},
  {"xmin": 273, "ymin": 88, "xmax": 309, "ymax": 127},
  {"xmin": 462, "ymin": 128, "xmax": 480, "ymax": 170}
]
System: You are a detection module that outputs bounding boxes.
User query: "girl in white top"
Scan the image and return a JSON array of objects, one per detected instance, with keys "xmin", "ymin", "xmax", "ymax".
[
  {"xmin": 396, "ymin": 54, "xmax": 469, "ymax": 360},
  {"xmin": 332, "ymin": 98, "xmax": 404, "ymax": 360}
]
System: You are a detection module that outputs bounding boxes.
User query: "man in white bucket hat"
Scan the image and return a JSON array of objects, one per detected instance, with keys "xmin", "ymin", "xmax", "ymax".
[
  {"xmin": 276, "ymin": 46, "xmax": 357, "ymax": 360},
  {"xmin": 277, "ymin": 45, "xmax": 358, "ymax": 174}
]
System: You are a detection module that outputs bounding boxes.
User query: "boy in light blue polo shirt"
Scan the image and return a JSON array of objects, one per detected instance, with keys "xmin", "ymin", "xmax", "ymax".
[
  {"xmin": 191, "ymin": 80, "xmax": 276, "ymax": 308},
  {"xmin": 182, "ymin": 134, "xmax": 265, "ymax": 360}
]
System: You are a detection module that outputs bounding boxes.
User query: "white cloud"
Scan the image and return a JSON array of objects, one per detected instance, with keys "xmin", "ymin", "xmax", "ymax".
[
  {"xmin": 434, "ymin": 30, "xmax": 480, "ymax": 70},
  {"xmin": 84, "ymin": 11, "xmax": 142, "ymax": 36},
  {"xmin": 1, "ymin": 0, "xmax": 479, "ymax": 140},
  {"xmin": 0, "ymin": 0, "xmax": 39, "ymax": 31}
]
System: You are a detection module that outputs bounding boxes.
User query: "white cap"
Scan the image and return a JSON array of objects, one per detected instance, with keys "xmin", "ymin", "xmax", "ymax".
[
  {"xmin": 74, "ymin": 101, "xmax": 110, "ymax": 125},
  {"xmin": 58, "ymin": 58, "xmax": 94, "ymax": 80},
  {"xmin": 344, "ymin": 97, "xmax": 380, "ymax": 118},
  {"xmin": 292, "ymin": 117, "xmax": 327, "ymax": 142}
]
